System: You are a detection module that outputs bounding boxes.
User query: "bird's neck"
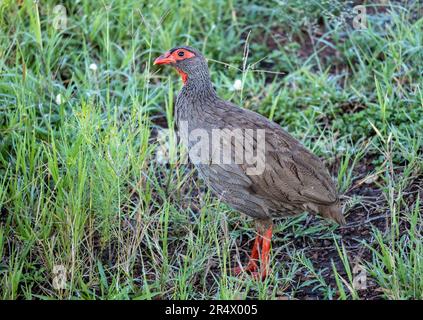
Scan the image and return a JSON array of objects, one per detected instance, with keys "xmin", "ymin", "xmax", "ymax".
[
  {"xmin": 181, "ymin": 75, "xmax": 217, "ymax": 101},
  {"xmin": 179, "ymin": 62, "xmax": 217, "ymax": 101},
  {"xmin": 176, "ymin": 76, "xmax": 217, "ymax": 124}
]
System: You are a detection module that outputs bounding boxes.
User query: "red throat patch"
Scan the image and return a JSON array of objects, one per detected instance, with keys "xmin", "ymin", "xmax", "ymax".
[{"xmin": 176, "ymin": 68, "xmax": 188, "ymax": 84}]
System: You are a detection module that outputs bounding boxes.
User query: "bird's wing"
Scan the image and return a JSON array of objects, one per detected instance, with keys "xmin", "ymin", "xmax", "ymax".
[
  {"xmin": 251, "ymin": 141, "xmax": 338, "ymax": 205},
  {"xmin": 215, "ymin": 102, "xmax": 339, "ymax": 207}
]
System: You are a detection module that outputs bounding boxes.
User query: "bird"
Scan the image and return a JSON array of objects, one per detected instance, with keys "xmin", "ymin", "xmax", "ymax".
[{"xmin": 154, "ymin": 46, "xmax": 345, "ymax": 279}]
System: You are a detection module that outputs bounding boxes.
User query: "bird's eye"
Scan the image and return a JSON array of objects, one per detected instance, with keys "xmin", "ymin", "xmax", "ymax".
[{"xmin": 178, "ymin": 51, "xmax": 185, "ymax": 57}]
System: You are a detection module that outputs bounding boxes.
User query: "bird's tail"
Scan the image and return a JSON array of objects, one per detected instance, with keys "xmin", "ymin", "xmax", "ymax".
[{"xmin": 318, "ymin": 202, "xmax": 346, "ymax": 226}]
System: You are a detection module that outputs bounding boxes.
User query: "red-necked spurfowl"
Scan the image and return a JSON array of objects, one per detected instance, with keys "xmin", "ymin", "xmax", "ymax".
[{"xmin": 154, "ymin": 46, "xmax": 345, "ymax": 279}]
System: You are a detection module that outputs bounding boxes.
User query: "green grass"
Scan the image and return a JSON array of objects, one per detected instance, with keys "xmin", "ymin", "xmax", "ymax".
[{"xmin": 0, "ymin": 0, "xmax": 422, "ymax": 299}]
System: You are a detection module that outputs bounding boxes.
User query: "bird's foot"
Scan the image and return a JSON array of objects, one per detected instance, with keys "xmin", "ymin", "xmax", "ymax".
[
  {"xmin": 250, "ymin": 270, "xmax": 268, "ymax": 281},
  {"xmin": 232, "ymin": 264, "xmax": 268, "ymax": 280},
  {"xmin": 231, "ymin": 260, "xmax": 258, "ymax": 275},
  {"xmin": 232, "ymin": 224, "xmax": 273, "ymax": 280}
]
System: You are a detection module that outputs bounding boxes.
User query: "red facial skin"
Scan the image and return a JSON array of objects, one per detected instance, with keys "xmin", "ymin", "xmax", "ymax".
[{"xmin": 154, "ymin": 49, "xmax": 195, "ymax": 84}]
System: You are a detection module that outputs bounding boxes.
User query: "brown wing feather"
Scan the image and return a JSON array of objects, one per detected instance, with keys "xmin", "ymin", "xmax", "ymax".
[{"xmin": 216, "ymin": 101, "xmax": 339, "ymax": 208}]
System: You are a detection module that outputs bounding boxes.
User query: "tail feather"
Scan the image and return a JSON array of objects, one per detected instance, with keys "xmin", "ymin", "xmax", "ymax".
[{"xmin": 318, "ymin": 203, "xmax": 346, "ymax": 226}]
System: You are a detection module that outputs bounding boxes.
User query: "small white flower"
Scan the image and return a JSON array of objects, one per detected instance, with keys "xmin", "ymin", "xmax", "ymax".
[
  {"xmin": 55, "ymin": 94, "xmax": 62, "ymax": 105},
  {"xmin": 89, "ymin": 63, "xmax": 98, "ymax": 71},
  {"xmin": 233, "ymin": 79, "xmax": 242, "ymax": 91}
]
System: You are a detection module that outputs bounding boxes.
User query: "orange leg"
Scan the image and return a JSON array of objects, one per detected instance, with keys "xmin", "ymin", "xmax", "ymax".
[
  {"xmin": 251, "ymin": 225, "xmax": 272, "ymax": 280},
  {"xmin": 232, "ymin": 225, "xmax": 273, "ymax": 279}
]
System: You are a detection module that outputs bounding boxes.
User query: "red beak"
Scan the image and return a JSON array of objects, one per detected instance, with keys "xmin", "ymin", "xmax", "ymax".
[{"xmin": 154, "ymin": 51, "xmax": 176, "ymax": 65}]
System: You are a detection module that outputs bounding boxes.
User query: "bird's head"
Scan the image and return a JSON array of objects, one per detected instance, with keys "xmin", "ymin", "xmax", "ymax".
[{"xmin": 154, "ymin": 46, "xmax": 208, "ymax": 84}]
